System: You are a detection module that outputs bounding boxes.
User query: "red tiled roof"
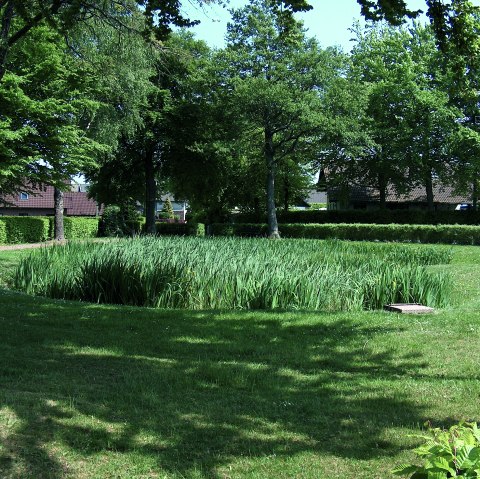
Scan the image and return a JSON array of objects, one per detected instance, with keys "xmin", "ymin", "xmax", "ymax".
[{"xmin": 1, "ymin": 185, "xmax": 100, "ymax": 216}]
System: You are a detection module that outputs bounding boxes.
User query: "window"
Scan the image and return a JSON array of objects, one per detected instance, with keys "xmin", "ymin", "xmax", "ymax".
[{"xmin": 20, "ymin": 192, "xmax": 29, "ymax": 200}]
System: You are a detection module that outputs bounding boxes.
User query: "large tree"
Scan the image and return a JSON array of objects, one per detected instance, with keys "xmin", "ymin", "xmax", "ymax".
[{"xmin": 219, "ymin": 0, "xmax": 342, "ymax": 238}]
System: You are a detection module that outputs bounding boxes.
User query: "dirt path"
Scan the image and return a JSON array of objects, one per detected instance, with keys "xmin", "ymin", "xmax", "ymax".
[{"xmin": 0, "ymin": 241, "xmax": 66, "ymax": 251}]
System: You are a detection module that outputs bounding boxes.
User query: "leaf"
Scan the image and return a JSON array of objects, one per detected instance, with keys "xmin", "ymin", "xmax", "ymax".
[
  {"xmin": 392, "ymin": 464, "xmax": 421, "ymax": 475},
  {"xmin": 426, "ymin": 472, "xmax": 448, "ymax": 479}
]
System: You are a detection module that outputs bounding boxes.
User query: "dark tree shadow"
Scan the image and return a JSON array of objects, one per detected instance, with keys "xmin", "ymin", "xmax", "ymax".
[{"xmin": 0, "ymin": 293, "xmax": 437, "ymax": 478}]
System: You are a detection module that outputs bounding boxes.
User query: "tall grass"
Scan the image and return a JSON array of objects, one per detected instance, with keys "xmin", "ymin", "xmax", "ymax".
[{"xmin": 12, "ymin": 238, "xmax": 453, "ymax": 311}]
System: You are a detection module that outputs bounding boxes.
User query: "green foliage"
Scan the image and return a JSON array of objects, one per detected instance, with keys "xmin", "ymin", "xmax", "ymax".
[
  {"xmin": 0, "ymin": 220, "xmax": 6, "ymax": 244},
  {"xmin": 211, "ymin": 222, "xmax": 480, "ymax": 245},
  {"xmin": 161, "ymin": 198, "xmax": 175, "ymax": 219},
  {"xmin": 12, "ymin": 237, "xmax": 451, "ymax": 311},
  {"xmin": 393, "ymin": 422, "xmax": 480, "ymax": 478},
  {"xmin": 0, "ymin": 217, "xmax": 50, "ymax": 244},
  {"xmin": 100, "ymin": 206, "xmax": 125, "ymax": 237},
  {"xmin": 63, "ymin": 218, "xmax": 99, "ymax": 240},
  {"xmin": 190, "ymin": 222, "xmax": 205, "ymax": 237}
]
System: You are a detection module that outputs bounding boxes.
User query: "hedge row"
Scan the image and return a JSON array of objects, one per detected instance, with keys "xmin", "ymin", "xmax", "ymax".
[
  {"xmin": 155, "ymin": 222, "xmax": 205, "ymax": 236},
  {"xmin": 0, "ymin": 221, "xmax": 6, "ymax": 244},
  {"xmin": 0, "ymin": 216, "xmax": 100, "ymax": 244},
  {"xmin": 63, "ymin": 218, "xmax": 99, "ymax": 239},
  {"xmin": 102, "ymin": 220, "xmax": 205, "ymax": 237},
  {"xmin": 0, "ymin": 217, "xmax": 50, "ymax": 244},
  {"xmin": 210, "ymin": 223, "xmax": 480, "ymax": 244},
  {"xmin": 234, "ymin": 209, "xmax": 480, "ymax": 225}
]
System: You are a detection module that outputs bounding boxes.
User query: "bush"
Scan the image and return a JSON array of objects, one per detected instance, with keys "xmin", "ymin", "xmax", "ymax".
[
  {"xmin": 0, "ymin": 221, "xmax": 6, "ymax": 244},
  {"xmin": 63, "ymin": 217, "xmax": 99, "ymax": 239},
  {"xmin": 393, "ymin": 422, "xmax": 480, "ymax": 478},
  {"xmin": 210, "ymin": 222, "xmax": 480, "ymax": 244},
  {"xmin": 0, "ymin": 216, "xmax": 50, "ymax": 244},
  {"xmin": 155, "ymin": 222, "xmax": 189, "ymax": 236},
  {"xmin": 234, "ymin": 209, "xmax": 480, "ymax": 225},
  {"xmin": 100, "ymin": 205, "xmax": 124, "ymax": 237}
]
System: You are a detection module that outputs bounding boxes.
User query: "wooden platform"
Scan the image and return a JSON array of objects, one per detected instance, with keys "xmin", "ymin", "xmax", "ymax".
[{"xmin": 384, "ymin": 303, "xmax": 434, "ymax": 314}]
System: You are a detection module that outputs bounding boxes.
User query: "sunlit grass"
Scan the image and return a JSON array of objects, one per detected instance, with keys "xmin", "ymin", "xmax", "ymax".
[{"xmin": 0, "ymin": 242, "xmax": 478, "ymax": 479}]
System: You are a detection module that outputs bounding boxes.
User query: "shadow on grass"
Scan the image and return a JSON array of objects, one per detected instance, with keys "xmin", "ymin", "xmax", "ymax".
[{"xmin": 0, "ymin": 291, "xmax": 429, "ymax": 478}]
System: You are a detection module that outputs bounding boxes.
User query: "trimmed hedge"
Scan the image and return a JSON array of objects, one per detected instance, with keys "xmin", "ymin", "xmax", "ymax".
[
  {"xmin": 234, "ymin": 209, "xmax": 480, "ymax": 225},
  {"xmin": 0, "ymin": 221, "xmax": 6, "ymax": 244},
  {"xmin": 0, "ymin": 216, "xmax": 50, "ymax": 244},
  {"xmin": 210, "ymin": 222, "xmax": 480, "ymax": 245},
  {"xmin": 63, "ymin": 217, "xmax": 99, "ymax": 239}
]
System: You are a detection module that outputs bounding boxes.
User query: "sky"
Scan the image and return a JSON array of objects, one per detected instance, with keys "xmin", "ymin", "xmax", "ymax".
[{"xmin": 179, "ymin": 0, "xmax": 478, "ymax": 51}]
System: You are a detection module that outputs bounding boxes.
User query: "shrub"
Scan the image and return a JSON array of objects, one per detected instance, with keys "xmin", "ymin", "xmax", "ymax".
[
  {"xmin": 0, "ymin": 221, "xmax": 6, "ymax": 244},
  {"xmin": 0, "ymin": 216, "xmax": 49, "ymax": 244},
  {"xmin": 100, "ymin": 205, "xmax": 124, "ymax": 237},
  {"xmin": 161, "ymin": 198, "xmax": 175, "ymax": 219},
  {"xmin": 63, "ymin": 217, "xmax": 99, "ymax": 239},
  {"xmin": 155, "ymin": 222, "xmax": 189, "ymax": 235},
  {"xmin": 210, "ymin": 223, "xmax": 480, "ymax": 244},
  {"xmin": 393, "ymin": 422, "xmax": 480, "ymax": 478}
]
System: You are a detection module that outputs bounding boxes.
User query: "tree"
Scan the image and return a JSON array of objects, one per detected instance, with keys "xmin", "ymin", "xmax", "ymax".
[
  {"xmin": 321, "ymin": 23, "xmax": 466, "ymax": 211},
  {"xmin": 219, "ymin": 0, "xmax": 342, "ymax": 238}
]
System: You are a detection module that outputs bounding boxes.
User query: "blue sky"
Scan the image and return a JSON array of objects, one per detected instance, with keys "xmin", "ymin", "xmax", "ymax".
[{"xmin": 180, "ymin": 0, "xmax": 479, "ymax": 51}]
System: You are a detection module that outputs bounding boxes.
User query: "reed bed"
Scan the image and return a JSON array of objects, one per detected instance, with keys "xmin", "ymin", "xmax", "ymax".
[{"xmin": 12, "ymin": 237, "xmax": 453, "ymax": 311}]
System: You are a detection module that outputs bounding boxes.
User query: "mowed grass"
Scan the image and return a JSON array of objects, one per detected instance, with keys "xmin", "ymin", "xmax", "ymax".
[{"xmin": 0, "ymin": 242, "xmax": 479, "ymax": 479}]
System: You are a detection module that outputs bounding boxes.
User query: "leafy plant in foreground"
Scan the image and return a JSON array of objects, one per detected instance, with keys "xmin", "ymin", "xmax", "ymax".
[{"xmin": 393, "ymin": 422, "xmax": 480, "ymax": 478}]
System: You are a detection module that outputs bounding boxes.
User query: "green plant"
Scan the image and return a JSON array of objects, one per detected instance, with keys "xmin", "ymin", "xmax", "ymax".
[
  {"xmin": 63, "ymin": 217, "xmax": 99, "ymax": 239},
  {"xmin": 393, "ymin": 422, "xmax": 480, "ymax": 478},
  {"xmin": 0, "ymin": 216, "xmax": 50, "ymax": 244},
  {"xmin": 161, "ymin": 198, "xmax": 175, "ymax": 219},
  {"xmin": 0, "ymin": 221, "xmax": 6, "ymax": 244},
  {"xmin": 210, "ymin": 223, "xmax": 480, "ymax": 245},
  {"xmin": 12, "ymin": 238, "xmax": 452, "ymax": 311}
]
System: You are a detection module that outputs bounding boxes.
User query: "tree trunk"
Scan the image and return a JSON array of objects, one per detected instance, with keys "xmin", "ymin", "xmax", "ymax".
[
  {"xmin": 265, "ymin": 128, "xmax": 280, "ymax": 239},
  {"xmin": 54, "ymin": 187, "xmax": 65, "ymax": 241},
  {"xmin": 425, "ymin": 171, "xmax": 434, "ymax": 212},
  {"xmin": 144, "ymin": 147, "xmax": 157, "ymax": 235}
]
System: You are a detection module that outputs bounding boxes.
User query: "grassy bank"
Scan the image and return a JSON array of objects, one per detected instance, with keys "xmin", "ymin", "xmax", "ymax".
[{"xmin": 0, "ymin": 243, "xmax": 479, "ymax": 479}]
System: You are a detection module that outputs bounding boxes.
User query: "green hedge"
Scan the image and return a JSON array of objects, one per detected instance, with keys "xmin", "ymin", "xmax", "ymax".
[
  {"xmin": 210, "ymin": 222, "xmax": 480, "ymax": 244},
  {"xmin": 234, "ymin": 209, "xmax": 480, "ymax": 225},
  {"xmin": 63, "ymin": 217, "xmax": 99, "ymax": 239},
  {"xmin": 0, "ymin": 221, "xmax": 6, "ymax": 244},
  {"xmin": 0, "ymin": 216, "xmax": 50, "ymax": 244}
]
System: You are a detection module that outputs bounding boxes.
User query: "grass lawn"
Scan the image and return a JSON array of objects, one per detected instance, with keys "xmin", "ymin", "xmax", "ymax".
[{"xmin": 0, "ymin": 243, "xmax": 479, "ymax": 479}]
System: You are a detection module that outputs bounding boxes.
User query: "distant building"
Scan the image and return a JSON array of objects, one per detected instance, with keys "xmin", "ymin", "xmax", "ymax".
[
  {"xmin": 155, "ymin": 195, "xmax": 188, "ymax": 222},
  {"xmin": 327, "ymin": 183, "xmax": 470, "ymax": 211},
  {"xmin": 0, "ymin": 184, "xmax": 101, "ymax": 216}
]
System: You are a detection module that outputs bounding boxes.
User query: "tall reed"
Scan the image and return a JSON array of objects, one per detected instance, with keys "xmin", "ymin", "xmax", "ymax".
[{"xmin": 12, "ymin": 237, "xmax": 452, "ymax": 311}]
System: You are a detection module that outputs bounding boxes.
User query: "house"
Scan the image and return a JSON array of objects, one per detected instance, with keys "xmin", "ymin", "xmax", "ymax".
[
  {"xmin": 327, "ymin": 183, "xmax": 471, "ymax": 211},
  {"xmin": 0, "ymin": 184, "xmax": 101, "ymax": 216},
  {"xmin": 294, "ymin": 189, "xmax": 328, "ymax": 210},
  {"xmin": 155, "ymin": 195, "xmax": 188, "ymax": 222}
]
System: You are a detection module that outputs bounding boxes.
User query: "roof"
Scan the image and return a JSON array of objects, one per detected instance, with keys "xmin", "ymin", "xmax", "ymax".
[
  {"xmin": 305, "ymin": 190, "xmax": 328, "ymax": 204},
  {"xmin": 1, "ymin": 185, "xmax": 99, "ymax": 215},
  {"xmin": 328, "ymin": 183, "xmax": 470, "ymax": 204}
]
